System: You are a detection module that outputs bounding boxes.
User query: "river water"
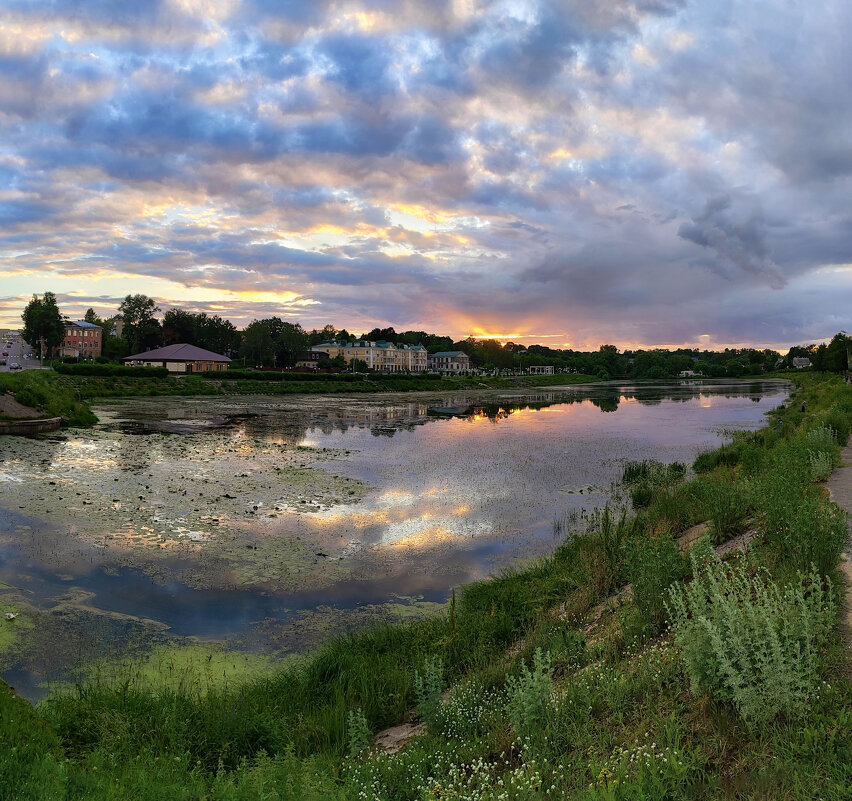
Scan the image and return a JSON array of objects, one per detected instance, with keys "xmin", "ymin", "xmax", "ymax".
[{"xmin": 0, "ymin": 380, "xmax": 788, "ymax": 698}]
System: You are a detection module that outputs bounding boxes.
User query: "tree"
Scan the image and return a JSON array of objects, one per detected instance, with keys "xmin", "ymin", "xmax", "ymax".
[
  {"xmin": 725, "ymin": 359, "xmax": 745, "ymax": 377},
  {"xmin": 824, "ymin": 332, "xmax": 850, "ymax": 372},
  {"xmin": 162, "ymin": 308, "xmax": 196, "ymax": 345},
  {"xmin": 267, "ymin": 317, "xmax": 308, "ymax": 367},
  {"xmin": 194, "ymin": 313, "xmax": 240, "ymax": 355},
  {"xmin": 308, "ymin": 325, "xmax": 338, "ymax": 346},
  {"xmin": 363, "ymin": 327, "xmax": 397, "ymax": 342},
  {"xmin": 83, "ymin": 308, "xmax": 108, "ymax": 328},
  {"xmin": 119, "ymin": 294, "xmax": 161, "ymax": 354},
  {"xmin": 21, "ymin": 292, "xmax": 65, "ymax": 359},
  {"xmin": 240, "ymin": 318, "xmax": 308, "ymax": 367},
  {"xmin": 242, "ymin": 319, "xmax": 275, "ymax": 366}
]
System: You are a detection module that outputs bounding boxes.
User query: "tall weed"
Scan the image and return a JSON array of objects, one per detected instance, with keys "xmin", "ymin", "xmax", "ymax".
[
  {"xmin": 627, "ymin": 534, "xmax": 686, "ymax": 634},
  {"xmin": 413, "ymin": 656, "xmax": 444, "ymax": 731},
  {"xmin": 505, "ymin": 648, "xmax": 554, "ymax": 746},
  {"xmin": 692, "ymin": 473, "xmax": 751, "ymax": 544},
  {"xmin": 666, "ymin": 550, "xmax": 836, "ymax": 723}
]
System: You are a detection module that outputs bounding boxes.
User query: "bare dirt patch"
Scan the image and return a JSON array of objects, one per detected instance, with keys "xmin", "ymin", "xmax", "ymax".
[{"xmin": 0, "ymin": 393, "xmax": 40, "ymax": 419}]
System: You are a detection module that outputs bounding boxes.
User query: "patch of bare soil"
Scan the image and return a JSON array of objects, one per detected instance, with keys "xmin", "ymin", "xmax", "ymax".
[{"xmin": 0, "ymin": 393, "xmax": 40, "ymax": 419}]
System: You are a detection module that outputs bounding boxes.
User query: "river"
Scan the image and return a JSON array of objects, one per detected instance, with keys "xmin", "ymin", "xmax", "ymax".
[{"xmin": 0, "ymin": 379, "xmax": 788, "ymax": 699}]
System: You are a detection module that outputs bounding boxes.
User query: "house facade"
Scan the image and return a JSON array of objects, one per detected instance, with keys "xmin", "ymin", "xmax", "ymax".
[
  {"xmin": 60, "ymin": 321, "xmax": 103, "ymax": 359},
  {"xmin": 123, "ymin": 343, "xmax": 231, "ymax": 373},
  {"xmin": 427, "ymin": 351, "xmax": 471, "ymax": 373},
  {"xmin": 528, "ymin": 365, "xmax": 554, "ymax": 375},
  {"xmin": 311, "ymin": 341, "xmax": 428, "ymax": 372},
  {"xmin": 294, "ymin": 351, "xmax": 330, "ymax": 369}
]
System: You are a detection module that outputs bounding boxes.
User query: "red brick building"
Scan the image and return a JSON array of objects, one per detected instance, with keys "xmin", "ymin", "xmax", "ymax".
[{"xmin": 60, "ymin": 321, "xmax": 103, "ymax": 359}]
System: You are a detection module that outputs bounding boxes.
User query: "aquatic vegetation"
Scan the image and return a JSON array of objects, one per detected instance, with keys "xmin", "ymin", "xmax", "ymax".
[{"xmin": 621, "ymin": 460, "xmax": 686, "ymax": 510}]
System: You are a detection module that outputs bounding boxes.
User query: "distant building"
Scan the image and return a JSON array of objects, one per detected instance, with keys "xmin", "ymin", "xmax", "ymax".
[
  {"xmin": 428, "ymin": 351, "xmax": 471, "ymax": 373},
  {"xmin": 60, "ymin": 320, "xmax": 103, "ymax": 359},
  {"xmin": 311, "ymin": 340, "xmax": 428, "ymax": 372},
  {"xmin": 679, "ymin": 369, "xmax": 699, "ymax": 377},
  {"xmin": 294, "ymin": 351, "xmax": 330, "ymax": 370},
  {"xmin": 123, "ymin": 343, "xmax": 230, "ymax": 373},
  {"xmin": 792, "ymin": 357, "xmax": 812, "ymax": 369},
  {"xmin": 528, "ymin": 365, "xmax": 554, "ymax": 375}
]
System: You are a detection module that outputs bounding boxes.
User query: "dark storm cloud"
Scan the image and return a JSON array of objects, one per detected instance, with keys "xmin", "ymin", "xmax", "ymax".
[{"xmin": 678, "ymin": 195, "xmax": 785, "ymax": 288}]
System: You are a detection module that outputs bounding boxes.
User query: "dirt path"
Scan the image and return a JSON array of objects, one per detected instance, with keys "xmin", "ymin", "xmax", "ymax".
[
  {"xmin": 0, "ymin": 393, "xmax": 40, "ymax": 419},
  {"xmin": 825, "ymin": 442, "xmax": 852, "ymax": 673}
]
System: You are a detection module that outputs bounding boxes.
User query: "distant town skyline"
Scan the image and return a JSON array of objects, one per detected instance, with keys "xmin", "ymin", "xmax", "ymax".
[{"xmin": 1, "ymin": 2, "xmax": 850, "ymax": 350}]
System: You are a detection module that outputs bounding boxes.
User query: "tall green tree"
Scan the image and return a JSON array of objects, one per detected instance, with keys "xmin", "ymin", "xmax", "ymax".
[
  {"xmin": 21, "ymin": 292, "xmax": 65, "ymax": 359},
  {"xmin": 193, "ymin": 313, "xmax": 240, "ymax": 355},
  {"xmin": 268, "ymin": 317, "xmax": 309, "ymax": 367},
  {"xmin": 824, "ymin": 332, "xmax": 850, "ymax": 372},
  {"xmin": 119, "ymin": 294, "xmax": 161, "ymax": 354},
  {"xmin": 242, "ymin": 319, "xmax": 275, "ymax": 366},
  {"xmin": 240, "ymin": 317, "xmax": 309, "ymax": 367},
  {"xmin": 162, "ymin": 308, "xmax": 196, "ymax": 345}
]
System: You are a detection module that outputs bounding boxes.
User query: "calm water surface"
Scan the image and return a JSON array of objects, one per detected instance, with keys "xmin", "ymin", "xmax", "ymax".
[{"xmin": 0, "ymin": 380, "xmax": 788, "ymax": 698}]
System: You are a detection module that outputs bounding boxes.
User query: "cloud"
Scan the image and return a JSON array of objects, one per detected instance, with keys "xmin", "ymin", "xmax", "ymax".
[
  {"xmin": 678, "ymin": 195, "xmax": 785, "ymax": 288},
  {"xmin": 0, "ymin": 1, "xmax": 850, "ymax": 348}
]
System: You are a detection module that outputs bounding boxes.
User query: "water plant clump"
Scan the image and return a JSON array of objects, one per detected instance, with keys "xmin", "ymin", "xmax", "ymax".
[{"xmin": 621, "ymin": 460, "xmax": 687, "ymax": 510}]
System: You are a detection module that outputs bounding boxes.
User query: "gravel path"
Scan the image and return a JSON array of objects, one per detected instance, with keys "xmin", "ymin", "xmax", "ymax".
[{"xmin": 826, "ymin": 442, "xmax": 852, "ymax": 672}]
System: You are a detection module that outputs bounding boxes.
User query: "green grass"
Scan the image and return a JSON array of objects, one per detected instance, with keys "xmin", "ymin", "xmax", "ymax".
[
  {"xmin": 0, "ymin": 370, "xmax": 97, "ymax": 426},
  {"xmin": 3, "ymin": 372, "xmax": 852, "ymax": 799}
]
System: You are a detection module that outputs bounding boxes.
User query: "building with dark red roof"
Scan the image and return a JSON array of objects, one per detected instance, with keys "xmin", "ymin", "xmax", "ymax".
[{"xmin": 123, "ymin": 344, "xmax": 231, "ymax": 373}]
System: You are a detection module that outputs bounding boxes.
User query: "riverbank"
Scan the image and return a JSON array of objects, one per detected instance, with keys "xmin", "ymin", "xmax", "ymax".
[
  {"xmin": 2, "ymin": 373, "xmax": 850, "ymax": 800},
  {"xmin": 0, "ymin": 391, "xmax": 62, "ymax": 434},
  {"xmin": 0, "ymin": 369, "xmax": 601, "ymax": 431}
]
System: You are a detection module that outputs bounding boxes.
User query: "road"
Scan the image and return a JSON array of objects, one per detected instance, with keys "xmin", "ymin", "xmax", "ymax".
[{"xmin": 0, "ymin": 335, "xmax": 41, "ymax": 372}]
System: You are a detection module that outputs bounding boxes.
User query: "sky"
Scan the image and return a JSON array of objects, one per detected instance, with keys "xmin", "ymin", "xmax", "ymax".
[{"xmin": 1, "ymin": 0, "xmax": 850, "ymax": 350}]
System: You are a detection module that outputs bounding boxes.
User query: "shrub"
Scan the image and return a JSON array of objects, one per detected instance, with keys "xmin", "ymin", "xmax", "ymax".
[
  {"xmin": 413, "ymin": 656, "xmax": 443, "ymax": 731},
  {"xmin": 593, "ymin": 506, "xmax": 639, "ymax": 593},
  {"xmin": 622, "ymin": 460, "xmax": 686, "ymax": 486},
  {"xmin": 693, "ymin": 442, "xmax": 743, "ymax": 473},
  {"xmin": 52, "ymin": 363, "xmax": 169, "ymax": 378},
  {"xmin": 204, "ymin": 369, "xmax": 366, "ymax": 383},
  {"xmin": 804, "ymin": 424, "xmax": 837, "ymax": 450},
  {"xmin": 628, "ymin": 534, "xmax": 686, "ymax": 633},
  {"xmin": 346, "ymin": 708, "xmax": 372, "ymax": 759},
  {"xmin": 436, "ymin": 680, "xmax": 502, "ymax": 740},
  {"xmin": 808, "ymin": 449, "xmax": 833, "ymax": 481},
  {"xmin": 757, "ymin": 491, "xmax": 848, "ymax": 577},
  {"xmin": 623, "ymin": 461, "xmax": 686, "ymax": 511},
  {"xmin": 666, "ymin": 550, "xmax": 836, "ymax": 723},
  {"xmin": 505, "ymin": 648, "xmax": 553, "ymax": 745},
  {"xmin": 692, "ymin": 474, "xmax": 751, "ymax": 544},
  {"xmin": 824, "ymin": 407, "xmax": 851, "ymax": 445}
]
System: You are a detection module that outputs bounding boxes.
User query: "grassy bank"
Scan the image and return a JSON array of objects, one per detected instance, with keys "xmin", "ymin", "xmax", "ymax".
[
  {"xmin": 2, "ymin": 373, "xmax": 851, "ymax": 799},
  {"xmin": 0, "ymin": 370, "xmax": 96, "ymax": 426}
]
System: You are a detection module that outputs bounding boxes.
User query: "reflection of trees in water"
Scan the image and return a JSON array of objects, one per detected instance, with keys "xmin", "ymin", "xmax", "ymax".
[
  {"xmin": 590, "ymin": 395, "xmax": 620, "ymax": 412},
  {"xmin": 125, "ymin": 382, "xmax": 783, "ymax": 440}
]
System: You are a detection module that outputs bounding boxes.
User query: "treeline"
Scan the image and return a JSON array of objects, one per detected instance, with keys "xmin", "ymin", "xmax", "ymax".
[{"xmin": 18, "ymin": 292, "xmax": 852, "ymax": 375}]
